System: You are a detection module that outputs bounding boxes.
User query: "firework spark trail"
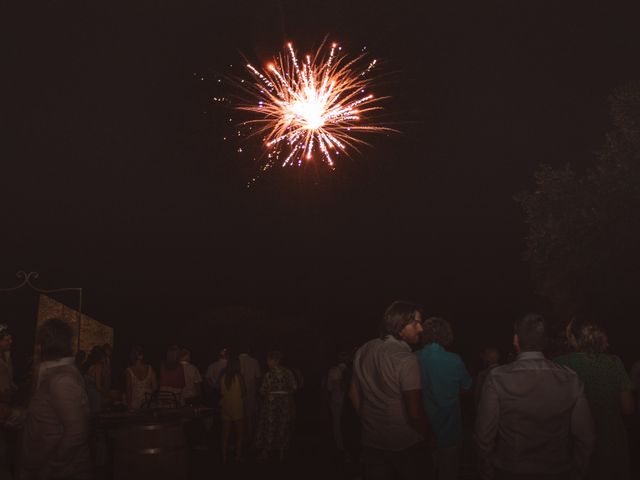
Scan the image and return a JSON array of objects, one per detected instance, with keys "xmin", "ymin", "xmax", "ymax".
[{"xmin": 239, "ymin": 41, "xmax": 393, "ymax": 168}]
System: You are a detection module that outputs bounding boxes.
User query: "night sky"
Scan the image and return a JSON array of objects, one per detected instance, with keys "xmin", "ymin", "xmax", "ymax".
[{"xmin": 3, "ymin": 1, "xmax": 640, "ymax": 358}]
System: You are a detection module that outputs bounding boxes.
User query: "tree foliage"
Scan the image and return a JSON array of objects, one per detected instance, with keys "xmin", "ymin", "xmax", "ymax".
[{"xmin": 517, "ymin": 82, "xmax": 640, "ymax": 312}]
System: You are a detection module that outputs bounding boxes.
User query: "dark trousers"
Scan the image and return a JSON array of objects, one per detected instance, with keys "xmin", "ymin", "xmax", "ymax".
[
  {"xmin": 496, "ymin": 469, "xmax": 570, "ymax": 480},
  {"xmin": 361, "ymin": 442, "xmax": 432, "ymax": 480}
]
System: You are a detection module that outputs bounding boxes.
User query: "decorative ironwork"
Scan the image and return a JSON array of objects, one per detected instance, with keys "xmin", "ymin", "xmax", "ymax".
[{"xmin": 1, "ymin": 271, "xmax": 83, "ymax": 350}]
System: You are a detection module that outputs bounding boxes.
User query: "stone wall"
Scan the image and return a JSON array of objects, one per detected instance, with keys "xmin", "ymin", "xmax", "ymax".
[{"xmin": 36, "ymin": 294, "xmax": 114, "ymax": 354}]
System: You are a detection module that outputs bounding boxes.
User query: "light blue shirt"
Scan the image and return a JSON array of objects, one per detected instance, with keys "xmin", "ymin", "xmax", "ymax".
[{"xmin": 416, "ymin": 343, "xmax": 472, "ymax": 447}]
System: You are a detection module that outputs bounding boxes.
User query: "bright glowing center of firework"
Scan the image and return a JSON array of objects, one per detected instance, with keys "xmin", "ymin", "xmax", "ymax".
[
  {"xmin": 241, "ymin": 42, "xmax": 391, "ymax": 168},
  {"xmin": 289, "ymin": 94, "xmax": 326, "ymax": 130}
]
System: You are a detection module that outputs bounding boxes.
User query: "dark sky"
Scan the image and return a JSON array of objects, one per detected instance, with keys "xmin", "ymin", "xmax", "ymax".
[{"xmin": 3, "ymin": 1, "xmax": 640, "ymax": 352}]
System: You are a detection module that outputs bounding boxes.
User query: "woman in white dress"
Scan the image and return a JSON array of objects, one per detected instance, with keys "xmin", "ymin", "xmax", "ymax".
[{"xmin": 125, "ymin": 346, "xmax": 157, "ymax": 410}]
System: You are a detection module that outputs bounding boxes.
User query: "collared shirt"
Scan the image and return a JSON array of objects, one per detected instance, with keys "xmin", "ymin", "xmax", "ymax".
[
  {"xmin": 416, "ymin": 342, "xmax": 471, "ymax": 447},
  {"xmin": 352, "ymin": 336, "xmax": 423, "ymax": 451},
  {"xmin": 22, "ymin": 356, "xmax": 92, "ymax": 480},
  {"xmin": 35, "ymin": 357, "xmax": 76, "ymax": 389},
  {"xmin": 475, "ymin": 351, "xmax": 595, "ymax": 479}
]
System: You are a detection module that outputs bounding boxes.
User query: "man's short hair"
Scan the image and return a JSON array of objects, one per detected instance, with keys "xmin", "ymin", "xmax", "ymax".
[
  {"xmin": 422, "ymin": 317, "xmax": 453, "ymax": 347},
  {"xmin": 37, "ymin": 318, "xmax": 74, "ymax": 361},
  {"xmin": 514, "ymin": 313, "xmax": 547, "ymax": 351},
  {"xmin": 380, "ymin": 301, "xmax": 422, "ymax": 339}
]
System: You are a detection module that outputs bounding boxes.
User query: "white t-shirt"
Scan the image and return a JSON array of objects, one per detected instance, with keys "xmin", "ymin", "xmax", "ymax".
[
  {"xmin": 205, "ymin": 358, "xmax": 227, "ymax": 389},
  {"xmin": 353, "ymin": 336, "xmax": 423, "ymax": 451},
  {"xmin": 181, "ymin": 361, "xmax": 202, "ymax": 400}
]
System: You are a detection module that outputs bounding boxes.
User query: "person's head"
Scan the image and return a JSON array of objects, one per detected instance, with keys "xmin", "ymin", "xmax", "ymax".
[
  {"xmin": 566, "ymin": 318, "xmax": 609, "ymax": 354},
  {"xmin": 86, "ymin": 346, "xmax": 105, "ymax": 364},
  {"xmin": 179, "ymin": 348, "xmax": 191, "ymax": 363},
  {"xmin": 0, "ymin": 325, "xmax": 12, "ymax": 354},
  {"xmin": 219, "ymin": 348, "xmax": 228, "ymax": 360},
  {"xmin": 513, "ymin": 313, "xmax": 547, "ymax": 353},
  {"xmin": 337, "ymin": 351, "xmax": 349, "ymax": 365},
  {"xmin": 166, "ymin": 345, "xmax": 180, "ymax": 367},
  {"xmin": 267, "ymin": 350, "xmax": 283, "ymax": 369},
  {"xmin": 130, "ymin": 346, "xmax": 144, "ymax": 366},
  {"xmin": 480, "ymin": 347, "xmax": 500, "ymax": 367},
  {"xmin": 380, "ymin": 301, "xmax": 423, "ymax": 345},
  {"xmin": 37, "ymin": 318, "xmax": 74, "ymax": 361},
  {"xmin": 421, "ymin": 317, "xmax": 454, "ymax": 348}
]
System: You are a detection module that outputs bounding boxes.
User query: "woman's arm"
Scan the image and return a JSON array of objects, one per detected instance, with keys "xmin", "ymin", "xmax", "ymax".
[{"xmin": 621, "ymin": 390, "xmax": 635, "ymax": 416}]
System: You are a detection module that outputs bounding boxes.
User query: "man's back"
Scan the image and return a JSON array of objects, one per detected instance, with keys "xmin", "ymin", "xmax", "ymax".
[
  {"xmin": 476, "ymin": 352, "xmax": 595, "ymax": 477},
  {"xmin": 23, "ymin": 359, "xmax": 92, "ymax": 480},
  {"xmin": 416, "ymin": 343, "xmax": 471, "ymax": 447},
  {"xmin": 353, "ymin": 336, "xmax": 422, "ymax": 451},
  {"xmin": 239, "ymin": 354, "xmax": 261, "ymax": 389}
]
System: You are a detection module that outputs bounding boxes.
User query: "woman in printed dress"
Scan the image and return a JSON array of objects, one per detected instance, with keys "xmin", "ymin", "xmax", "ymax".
[{"xmin": 256, "ymin": 351, "xmax": 297, "ymax": 461}]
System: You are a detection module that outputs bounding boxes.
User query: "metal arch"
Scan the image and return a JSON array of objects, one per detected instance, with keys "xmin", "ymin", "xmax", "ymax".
[{"xmin": 1, "ymin": 271, "xmax": 83, "ymax": 351}]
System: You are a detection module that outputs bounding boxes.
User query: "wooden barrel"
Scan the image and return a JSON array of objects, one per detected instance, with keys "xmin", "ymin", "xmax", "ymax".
[{"xmin": 113, "ymin": 420, "xmax": 188, "ymax": 480}]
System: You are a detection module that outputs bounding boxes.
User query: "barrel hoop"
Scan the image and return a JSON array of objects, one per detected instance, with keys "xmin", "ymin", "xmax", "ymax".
[
  {"xmin": 119, "ymin": 422, "xmax": 184, "ymax": 431},
  {"xmin": 116, "ymin": 445, "xmax": 186, "ymax": 455}
]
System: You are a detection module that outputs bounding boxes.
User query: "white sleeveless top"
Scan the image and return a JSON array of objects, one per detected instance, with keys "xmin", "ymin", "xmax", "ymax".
[{"xmin": 127, "ymin": 366, "xmax": 154, "ymax": 409}]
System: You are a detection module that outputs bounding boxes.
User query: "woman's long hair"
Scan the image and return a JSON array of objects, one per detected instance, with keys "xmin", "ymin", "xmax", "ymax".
[
  {"xmin": 569, "ymin": 318, "xmax": 609, "ymax": 354},
  {"xmin": 221, "ymin": 355, "xmax": 241, "ymax": 390}
]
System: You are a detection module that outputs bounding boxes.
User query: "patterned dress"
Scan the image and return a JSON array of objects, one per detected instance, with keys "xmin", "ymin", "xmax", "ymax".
[
  {"xmin": 554, "ymin": 353, "xmax": 633, "ymax": 480},
  {"xmin": 255, "ymin": 366, "xmax": 297, "ymax": 452}
]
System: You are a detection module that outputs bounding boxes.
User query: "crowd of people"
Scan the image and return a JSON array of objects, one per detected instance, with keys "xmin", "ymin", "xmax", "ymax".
[
  {"xmin": 327, "ymin": 301, "xmax": 638, "ymax": 480},
  {"xmin": 0, "ymin": 301, "xmax": 639, "ymax": 480},
  {"xmin": 0, "ymin": 320, "xmax": 305, "ymax": 479}
]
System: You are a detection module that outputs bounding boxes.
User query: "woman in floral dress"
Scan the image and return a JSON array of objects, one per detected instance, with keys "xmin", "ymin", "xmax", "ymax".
[{"xmin": 255, "ymin": 351, "xmax": 297, "ymax": 460}]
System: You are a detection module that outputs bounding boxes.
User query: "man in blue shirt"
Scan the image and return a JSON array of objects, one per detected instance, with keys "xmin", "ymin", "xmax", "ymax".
[{"xmin": 416, "ymin": 317, "xmax": 472, "ymax": 480}]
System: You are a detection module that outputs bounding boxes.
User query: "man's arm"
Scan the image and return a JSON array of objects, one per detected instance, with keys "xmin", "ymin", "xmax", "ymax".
[
  {"xmin": 621, "ymin": 390, "xmax": 635, "ymax": 416},
  {"xmin": 475, "ymin": 374, "xmax": 500, "ymax": 480},
  {"xmin": 402, "ymin": 389, "xmax": 435, "ymax": 444},
  {"xmin": 570, "ymin": 383, "xmax": 596, "ymax": 480}
]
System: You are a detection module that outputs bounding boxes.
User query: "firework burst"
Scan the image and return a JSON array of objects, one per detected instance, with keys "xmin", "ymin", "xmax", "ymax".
[{"xmin": 238, "ymin": 41, "xmax": 392, "ymax": 169}]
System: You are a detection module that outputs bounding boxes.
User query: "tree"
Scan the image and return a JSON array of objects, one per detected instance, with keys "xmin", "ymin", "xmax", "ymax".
[{"xmin": 517, "ymin": 82, "xmax": 640, "ymax": 315}]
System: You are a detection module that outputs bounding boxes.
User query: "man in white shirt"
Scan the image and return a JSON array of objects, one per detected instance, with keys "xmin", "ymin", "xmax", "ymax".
[
  {"xmin": 22, "ymin": 318, "xmax": 92, "ymax": 480},
  {"xmin": 475, "ymin": 313, "xmax": 596, "ymax": 480},
  {"xmin": 350, "ymin": 301, "xmax": 434, "ymax": 480},
  {"xmin": 204, "ymin": 348, "xmax": 228, "ymax": 392}
]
